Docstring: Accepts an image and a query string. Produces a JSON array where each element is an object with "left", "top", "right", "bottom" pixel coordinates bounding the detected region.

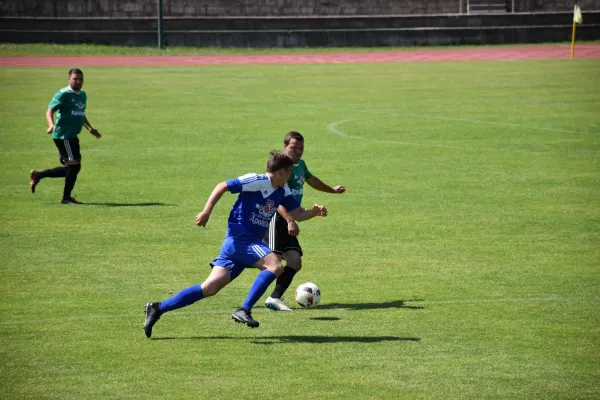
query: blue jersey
[{"left": 226, "top": 173, "right": 300, "bottom": 239}]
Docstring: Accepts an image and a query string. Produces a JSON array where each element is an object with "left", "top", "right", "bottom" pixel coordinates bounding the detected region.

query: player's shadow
[
  {"left": 314, "top": 300, "right": 424, "bottom": 311},
  {"left": 153, "top": 335, "right": 420, "bottom": 344},
  {"left": 84, "top": 202, "right": 174, "bottom": 207},
  {"left": 310, "top": 316, "right": 340, "bottom": 321},
  {"left": 250, "top": 335, "right": 420, "bottom": 345}
]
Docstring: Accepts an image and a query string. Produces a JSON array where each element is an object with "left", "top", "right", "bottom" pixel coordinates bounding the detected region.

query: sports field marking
[
  {"left": 203, "top": 92, "right": 597, "bottom": 137},
  {"left": 0, "top": 147, "right": 205, "bottom": 155},
  {"left": 419, "top": 296, "right": 600, "bottom": 305},
  {"left": 300, "top": 102, "right": 596, "bottom": 137},
  {"left": 328, "top": 120, "right": 460, "bottom": 149},
  {"left": 190, "top": 91, "right": 596, "bottom": 141},
  {"left": 3, "top": 104, "right": 592, "bottom": 156},
  {"left": 1, "top": 295, "right": 597, "bottom": 326},
  {"left": 412, "top": 114, "right": 596, "bottom": 136}
]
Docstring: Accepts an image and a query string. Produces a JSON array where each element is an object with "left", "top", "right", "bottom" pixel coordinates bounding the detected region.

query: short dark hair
[
  {"left": 284, "top": 131, "right": 304, "bottom": 146},
  {"left": 266, "top": 150, "right": 294, "bottom": 173},
  {"left": 68, "top": 68, "right": 84, "bottom": 77}
]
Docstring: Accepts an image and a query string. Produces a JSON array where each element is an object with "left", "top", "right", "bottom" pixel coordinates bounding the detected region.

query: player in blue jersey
[{"left": 143, "top": 151, "right": 327, "bottom": 337}]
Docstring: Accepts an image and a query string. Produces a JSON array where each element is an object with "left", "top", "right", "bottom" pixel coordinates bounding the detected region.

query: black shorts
[
  {"left": 268, "top": 212, "right": 303, "bottom": 256},
  {"left": 54, "top": 137, "right": 81, "bottom": 165}
]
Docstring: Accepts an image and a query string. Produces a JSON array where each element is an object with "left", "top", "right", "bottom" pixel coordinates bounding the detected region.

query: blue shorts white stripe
[{"left": 210, "top": 235, "right": 273, "bottom": 280}]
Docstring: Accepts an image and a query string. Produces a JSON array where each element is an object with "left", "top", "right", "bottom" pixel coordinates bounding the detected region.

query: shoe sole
[
  {"left": 143, "top": 304, "right": 157, "bottom": 338},
  {"left": 232, "top": 314, "right": 259, "bottom": 328},
  {"left": 61, "top": 199, "right": 84, "bottom": 205},
  {"left": 265, "top": 302, "right": 293, "bottom": 311}
]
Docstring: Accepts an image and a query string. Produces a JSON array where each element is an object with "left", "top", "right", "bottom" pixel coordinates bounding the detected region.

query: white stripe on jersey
[
  {"left": 239, "top": 174, "right": 274, "bottom": 194},
  {"left": 238, "top": 173, "right": 259, "bottom": 184}
]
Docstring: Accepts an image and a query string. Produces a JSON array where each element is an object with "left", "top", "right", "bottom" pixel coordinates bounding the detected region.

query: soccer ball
[{"left": 295, "top": 282, "right": 321, "bottom": 307}]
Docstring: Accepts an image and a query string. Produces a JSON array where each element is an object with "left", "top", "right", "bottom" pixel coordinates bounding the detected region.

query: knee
[
  {"left": 200, "top": 283, "right": 219, "bottom": 297},
  {"left": 285, "top": 254, "right": 302, "bottom": 272},
  {"left": 287, "top": 260, "right": 302, "bottom": 272},
  {"left": 201, "top": 279, "right": 227, "bottom": 297},
  {"left": 273, "top": 263, "right": 284, "bottom": 276},
  {"left": 265, "top": 259, "right": 285, "bottom": 276},
  {"left": 68, "top": 163, "right": 81, "bottom": 173}
]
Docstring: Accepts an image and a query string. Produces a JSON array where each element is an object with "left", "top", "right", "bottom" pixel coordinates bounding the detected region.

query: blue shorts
[{"left": 210, "top": 235, "right": 273, "bottom": 280}]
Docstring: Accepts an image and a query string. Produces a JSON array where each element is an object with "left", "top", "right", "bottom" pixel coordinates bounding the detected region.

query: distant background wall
[
  {"left": 2, "top": 0, "right": 600, "bottom": 17},
  {"left": 1, "top": 1, "right": 599, "bottom": 47}
]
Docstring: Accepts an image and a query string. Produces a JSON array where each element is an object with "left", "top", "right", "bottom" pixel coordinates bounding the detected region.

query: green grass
[
  {"left": 1, "top": 55, "right": 599, "bottom": 399},
  {"left": 1, "top": 41, "right": 599, "bottom": 56}
]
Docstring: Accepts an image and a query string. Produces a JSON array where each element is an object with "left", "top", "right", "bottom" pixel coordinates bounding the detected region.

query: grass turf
[{"left": 0, "top": 53, "right": 599, "bottom": 399}]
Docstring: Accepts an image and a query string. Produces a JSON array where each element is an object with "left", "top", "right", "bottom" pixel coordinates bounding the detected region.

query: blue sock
[
  {"left": 159, "top": 284, "right": 204, "bottom": 313},
  {"left": 242, "top": 270, "right": 277, "bottom": 311}
]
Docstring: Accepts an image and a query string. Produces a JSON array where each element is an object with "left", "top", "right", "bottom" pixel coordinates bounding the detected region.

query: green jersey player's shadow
[
  {"left": 313, "top": 300, "right": 424, "bottom": 310},
  {"left": 83, "top": 202, "right": 175, "bottom": 207},
  {"left": 250, "top": 335, "right": 421, "bottom": 345},
  {"left": 153, "top": 335, "right": 421, "bottom": 344}
]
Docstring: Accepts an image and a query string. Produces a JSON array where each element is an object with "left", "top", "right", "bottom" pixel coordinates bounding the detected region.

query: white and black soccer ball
[{"left": 295, "top": 282, "right": 321, "bottom": 307}]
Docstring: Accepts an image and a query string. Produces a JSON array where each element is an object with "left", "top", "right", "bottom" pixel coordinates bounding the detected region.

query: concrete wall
[
  {"left": 2, "top": 12, "right": 599, "bottom": 47},
  {"left": 2, "top": 0, "right": 600, "bottom": 18}
]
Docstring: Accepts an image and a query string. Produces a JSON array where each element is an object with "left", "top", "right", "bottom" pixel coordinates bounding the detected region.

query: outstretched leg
[
  {"left": 29, "top": 167, "right": 67, "bottom": 193},
  {"left": 144, "top": 266, "right": 231, "bottom": 338}
]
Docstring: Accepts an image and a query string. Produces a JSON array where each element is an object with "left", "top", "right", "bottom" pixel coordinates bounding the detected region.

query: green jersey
[
  {"left": 48, "top": 86, "right": 87, "bottom": 139},
  {"left": 287, "top": 159, "right": 313, "bottom": 205}
]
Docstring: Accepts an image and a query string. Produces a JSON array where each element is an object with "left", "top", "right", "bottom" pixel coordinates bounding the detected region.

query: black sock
[
  {"left": 270, "top": 266, "right": 298, "bottom": 299},
  {"left": 38, "top": 166, "right": 67, "bottom": 179},
  {"left": 63, "top": 164, "right": 81, "bottom": 199}
]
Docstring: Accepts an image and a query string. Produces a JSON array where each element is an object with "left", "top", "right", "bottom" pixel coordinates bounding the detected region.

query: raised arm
[
  {"left": 288, "top": 203, "right": 327, "bottom": 222},
  {"left": 84, "top": 115, "right": 101, "bottom": 139},
  {"left": 306, "top": 176, "right": 345, "bottom": 194},
  {"left": 195, "top": 181, "right": 229, "bottom": 227}
]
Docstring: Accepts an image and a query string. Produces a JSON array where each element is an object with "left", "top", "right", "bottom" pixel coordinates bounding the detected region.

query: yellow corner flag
[
  {"left": 571, "top": 5, "right": 583, "bottom": 58},
  {"left": 574, "top": 5, "right": 583, "bottom": 24}
]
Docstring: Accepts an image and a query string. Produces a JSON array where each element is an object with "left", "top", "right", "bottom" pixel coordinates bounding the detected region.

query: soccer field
[{"left": 1, "top": 55, "right": 599, "bottom": 399}]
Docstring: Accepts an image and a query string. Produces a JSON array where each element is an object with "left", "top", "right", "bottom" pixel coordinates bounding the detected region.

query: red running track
[{"left": 1, "top": 44, "right": 599, "bottom": 67}]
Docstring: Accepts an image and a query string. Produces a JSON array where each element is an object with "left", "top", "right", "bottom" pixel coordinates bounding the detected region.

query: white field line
[
  {"left": 4, "top": 92, "right": 594, "bottom": 156},
  {"left": 207, "top": 93, "right": 597, "bottom": 136},
  {"left": 0, "top": 147, "right": 203, "bottom": 155},
  {"left": 328, "top": 120, "right": 460, "bottom": 149},
  {"left": 421, "top": 296, "right": 600, "bottom": 304},
  {"left": 1, "top": 295, "right": 598, "bottom": 326}
]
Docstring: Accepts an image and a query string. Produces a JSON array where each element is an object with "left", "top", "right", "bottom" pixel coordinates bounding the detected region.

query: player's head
[
  {"left": 68, "top": 68, "right": 84, "bottom": 91},
  {"left": 283, "top": 131, "right": 304, "bottom": 164},
  {"left": 266, "top": 150, "right": 294, "bottom": 188}
]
